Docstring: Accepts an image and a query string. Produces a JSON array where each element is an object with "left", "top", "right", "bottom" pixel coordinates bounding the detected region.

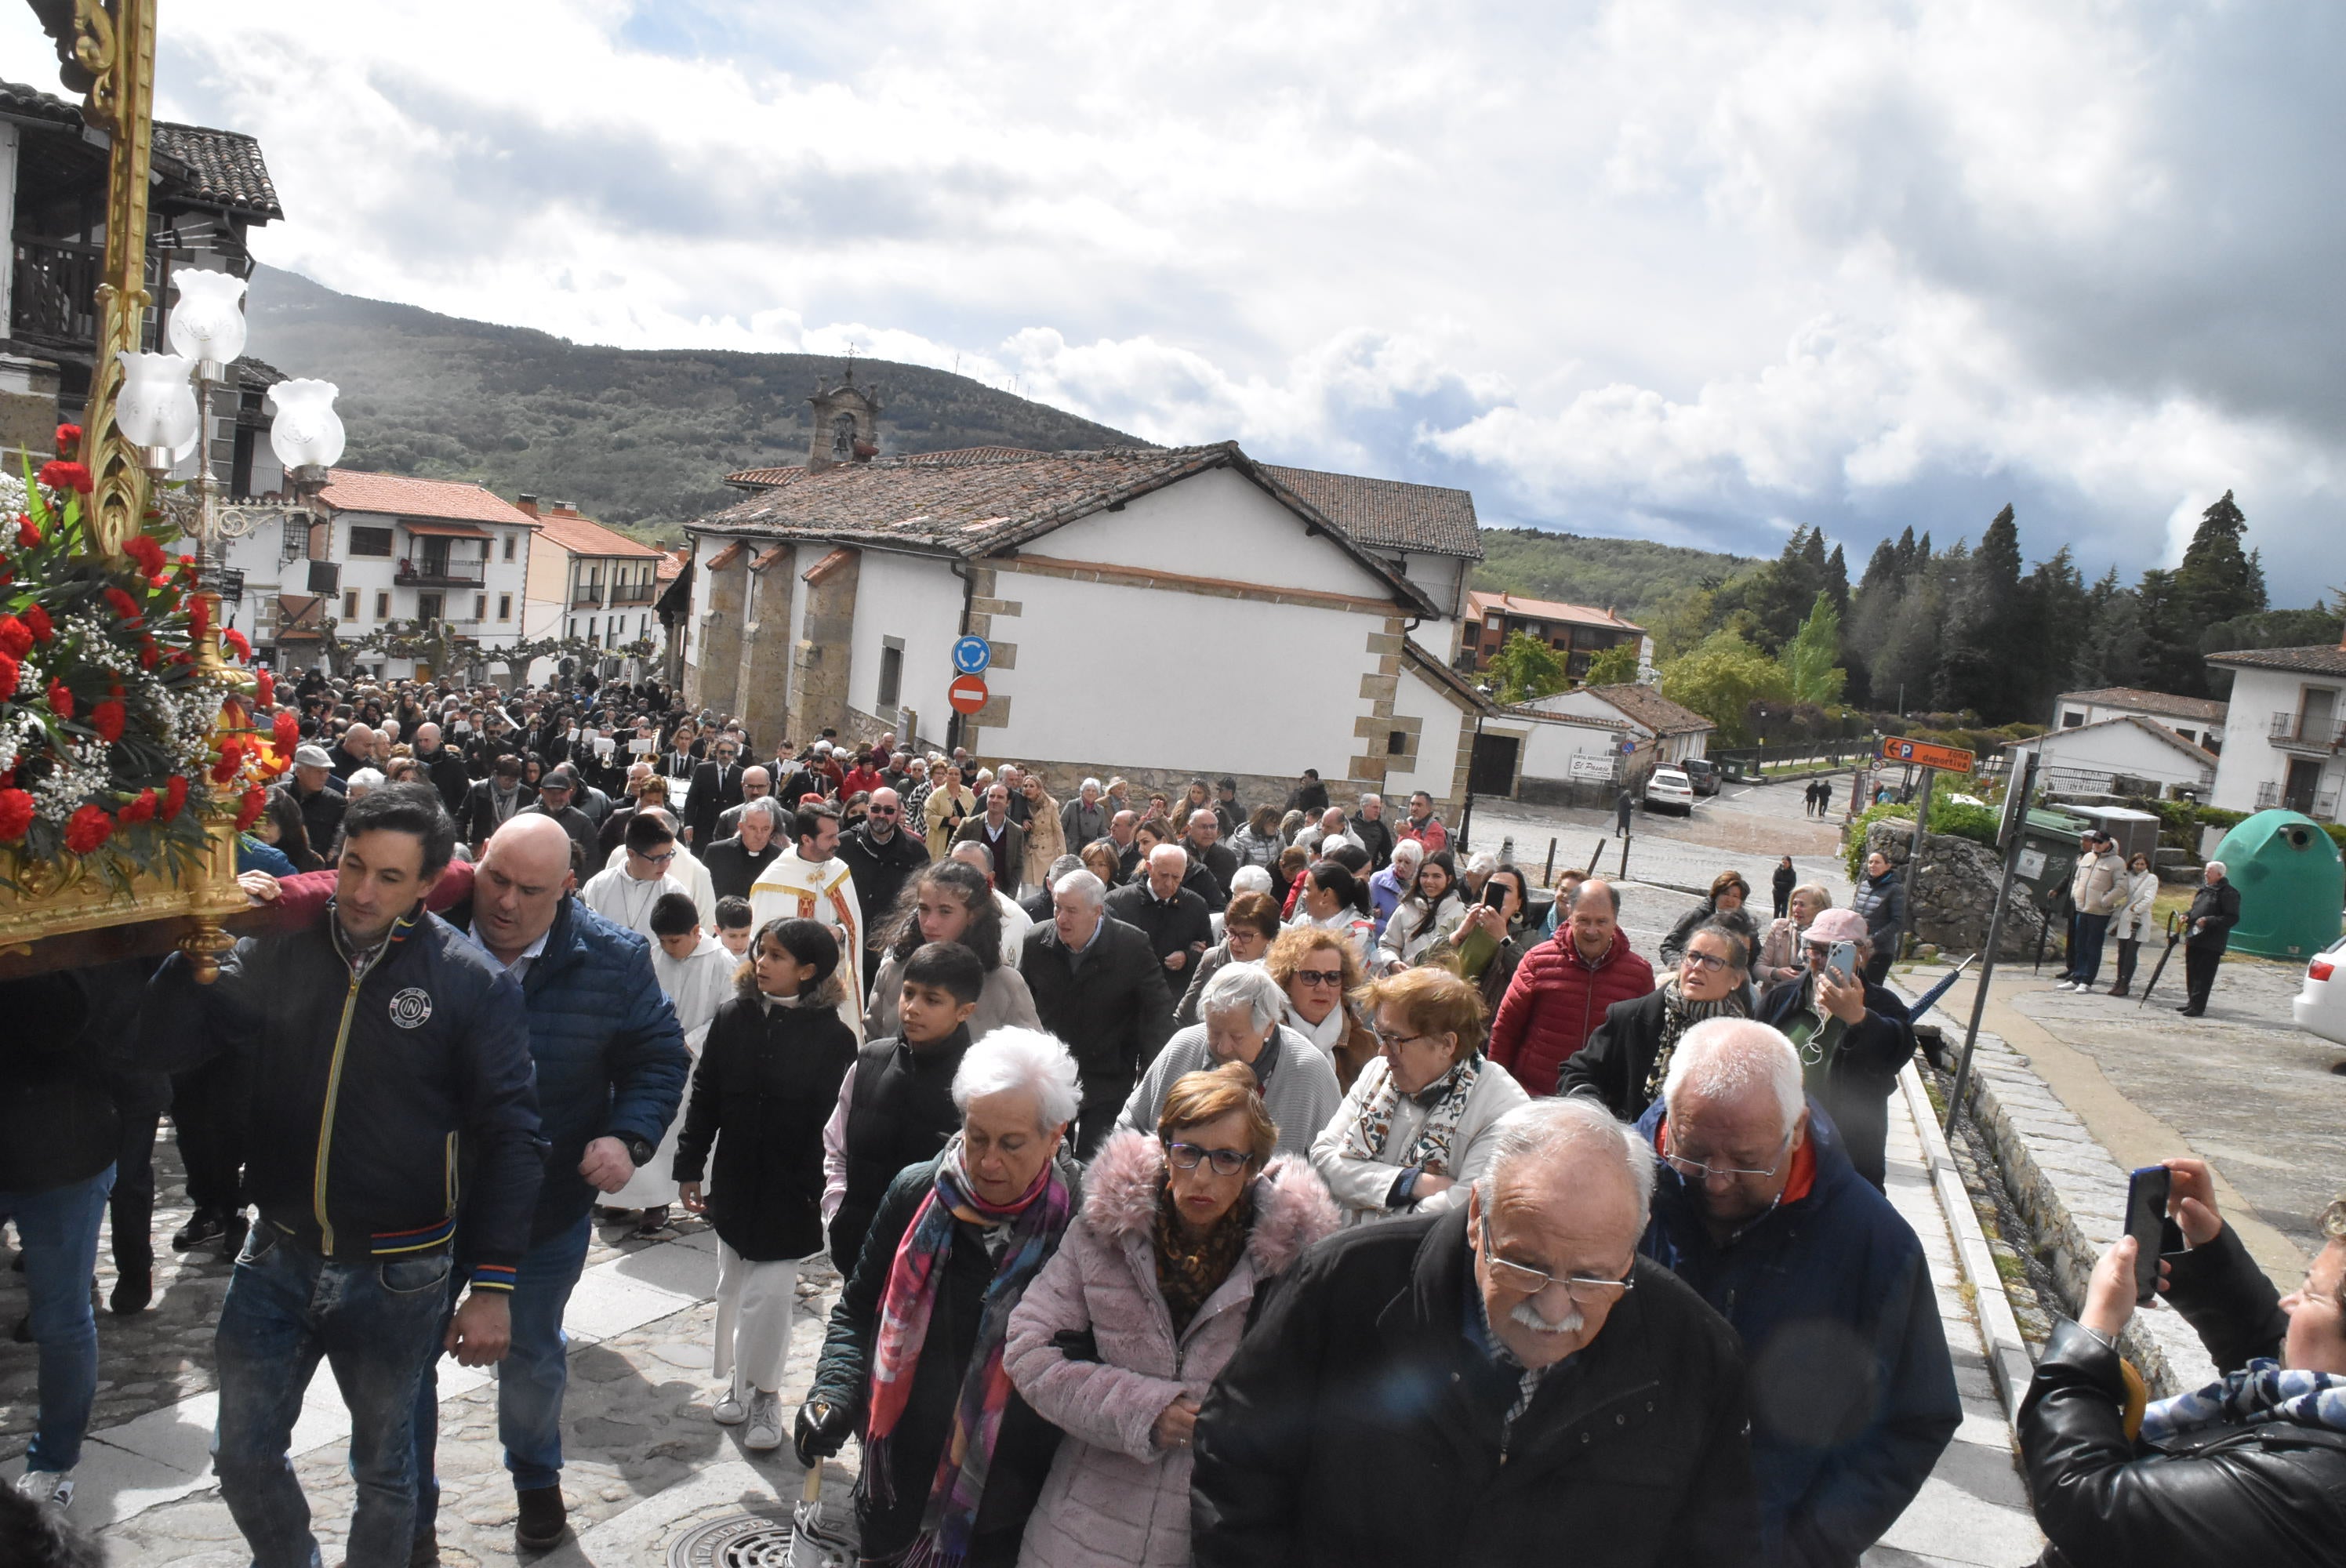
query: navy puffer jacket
[{"left": 451, "top": 893, "right": 690, "bottom": 1241}]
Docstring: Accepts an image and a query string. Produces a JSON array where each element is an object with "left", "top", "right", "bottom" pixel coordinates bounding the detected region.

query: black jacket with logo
[{"left": 145, "top": 906, "right": 546, "bottom": 1284}]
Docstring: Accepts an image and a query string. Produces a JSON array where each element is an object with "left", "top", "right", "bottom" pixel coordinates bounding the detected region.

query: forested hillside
[
  {"left": 241, "top": 265, "right": 1142, "bottom": 540},
  {"left": 1471, "top": 528, "right": 1754, "bottom": 625}
]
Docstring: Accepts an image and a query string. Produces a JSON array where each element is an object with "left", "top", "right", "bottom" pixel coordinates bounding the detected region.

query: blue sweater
[{"left": 1636, "top": 1098, "right": 1959, "bottom": 1568}]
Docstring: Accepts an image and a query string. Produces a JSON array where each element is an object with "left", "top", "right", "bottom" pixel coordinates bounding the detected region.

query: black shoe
[
  {"left": 634, "top": 1205, "right": 672, "bottom": 1237},
  {"left": 408, "top": 1528, "right": 439, "bottom": 1568},
  {"left": 172, "top": 1210, "right": 226, "bottom": 1252},
  {"left": 515, "top": 1484, "right": 568, "bottom": 1551},
  {"left": 110, "top": 1269, "right": 152, "bottom": 1316},
  {"left": 216, "top": 1211, "right": 249, "bottom": 1261},
  {"left": 2177, "top": 1004, "right": 2203, "bottom": 1015}
]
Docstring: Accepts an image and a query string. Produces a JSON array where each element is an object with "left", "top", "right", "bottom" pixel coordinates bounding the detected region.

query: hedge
[{"left": 1842, "top": 795, "right": 2000, "bottom": 878}]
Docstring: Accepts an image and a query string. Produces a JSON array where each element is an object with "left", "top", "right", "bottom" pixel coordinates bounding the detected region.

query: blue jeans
[
  {"left": 412, "top": 1213, "right": 591, "bottom": 1526},
  {"left": 0, "top": 1165, "right": 114, "bottom": 1473},
  {"left": 2071, "top": 913, "right": 2111, "bottom": 985},
  {"left": 212, "top": 1227, "right": 452, "bottom": 1568}
]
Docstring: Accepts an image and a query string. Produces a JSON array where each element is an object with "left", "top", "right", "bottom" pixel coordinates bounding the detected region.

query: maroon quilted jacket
[{"left": 1486, "top": 927, "right": 1656, "bottom": 1097}]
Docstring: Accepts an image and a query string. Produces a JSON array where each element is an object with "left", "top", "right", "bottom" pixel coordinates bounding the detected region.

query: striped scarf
[
  {"left": 862, "top": 1136, "right": 1072, "bottom": 1566},
  {"left": 1640, "top": 978, "right": 1747, "bottom": 1105},
  {"left": 2139, "top": 1356, "right": 2346, "bottom": 1450}
]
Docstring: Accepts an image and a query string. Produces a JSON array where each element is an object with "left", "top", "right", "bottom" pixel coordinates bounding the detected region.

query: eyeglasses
[
  {"left": 1680, "top": 949, "right": 1734, "bottom": 973},
  {"left": 638, "top": 849, "right": 677, "bottom": 866},
  {"left": 1661, "top": 1128, "right": 1794, "bottom": 1183},
  {"left": 1478, "top": 1214, "right": 1635, "bottom": 1305},
  {"left": 1164, "top": 1140, "right": 1251, "bottom": 1177},
  {"left": 1374, "top": 1028, "right": 1439, "bottom": 1052},
  {"left": 868, "top": 805, "right": 899, "bottom": 815},
  {"left": 1293, "top": 967, "right": 1345, "bottom": 987}
]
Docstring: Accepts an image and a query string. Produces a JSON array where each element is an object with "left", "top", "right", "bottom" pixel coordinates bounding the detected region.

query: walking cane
[
  {"left": 790, "top": 1464, "right": 853, "bottom": 1566},
  {"left": 2136, "top": 911, "right": 2184, "bottom": 1009}
]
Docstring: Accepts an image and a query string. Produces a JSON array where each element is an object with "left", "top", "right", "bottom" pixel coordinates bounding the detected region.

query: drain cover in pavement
[{"left": 669, "top": 1509, "right": 852, "bottom": 1568}]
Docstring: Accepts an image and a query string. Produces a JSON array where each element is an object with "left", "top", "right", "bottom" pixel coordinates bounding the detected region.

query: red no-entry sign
[{"left": 948, "top": 673, "right": 989, "bottom": 715}]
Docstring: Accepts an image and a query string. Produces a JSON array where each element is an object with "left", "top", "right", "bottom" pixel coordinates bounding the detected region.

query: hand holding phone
[{"left": 2123, "top": 1165, "right": 2173, "bottom": 1305}]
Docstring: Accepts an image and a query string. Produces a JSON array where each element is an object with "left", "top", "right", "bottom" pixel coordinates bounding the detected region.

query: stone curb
[
  {"left": 1918, "top": 985, "right": 2217, "bottom": 1397},
  {"left": 1895, "top": 1061, "right": 2035, "bottom": 1441}
]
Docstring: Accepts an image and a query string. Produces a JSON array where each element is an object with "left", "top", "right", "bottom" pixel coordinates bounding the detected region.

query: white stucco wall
[
  {"left": 988, "top": 565, "right": 1377, "bottom": 776},
  {"left": 1384, "top": 664, "right": 1469, "bottom": 805},
  {"left": 1051, "top": 466, "right": 1400, "bottom": 602},
  {"left": 2054, "top": 699, "right": 2223, "bottom": 751},
  {"left": 2209, "top": 666, "right": 2346, "bottom": 815},
  {"left": 1518, "top": 713, "right": 1627, "bottom": 782},
  {"left": 844, "top": 547, "right": 965, "bottom": 748},
  {"left": 2011, "top": 722, "right": 2213, "bottom": 795}
]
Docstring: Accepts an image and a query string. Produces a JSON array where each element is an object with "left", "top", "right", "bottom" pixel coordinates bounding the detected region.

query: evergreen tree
[
  {"left": 2072, "top": 569, "right": 2148, "bottom": 692},
  {"left": 1778, "top": 592, "right": 1848, "bottom": 706},
  {"left": 2015, "top": 546, "right": 2089, "bottom": 721},
  {"left": 2138, "top": 492, "right": 2268, "bottom": 696},
  {"left": 1842, "top": 538, "right": 1905, "bottom": 707},
  {"left": 1824, "top": 543, "right": 1850, "bottom": 615},
  {"left": 1934, "top": 506, "right": 2022, "bottom": 717}
]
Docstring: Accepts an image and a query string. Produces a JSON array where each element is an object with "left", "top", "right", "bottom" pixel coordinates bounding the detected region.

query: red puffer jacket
[{"left": 1486, "top": 928, "right": 1655, "bottom": 1097}]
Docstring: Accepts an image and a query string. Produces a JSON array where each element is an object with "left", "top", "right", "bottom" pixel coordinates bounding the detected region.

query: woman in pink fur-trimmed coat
[{"left": 1006, "top": 1066, "right": 1339, "bottom": 1568}]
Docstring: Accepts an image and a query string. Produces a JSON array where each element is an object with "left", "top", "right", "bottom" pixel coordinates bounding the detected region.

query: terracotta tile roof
[
  {"left": 656, "top": 548, "right": 686, "bottom": 582},
  {"left": 0, "top": 82, "right": 282, "bottom": 219},
  {"left": 725, "top": 446, "right": 1054, "bottom": 490},
  {"left": 692, "top": 442, "right": 1436, "bottom": 613},
  {"left": 2203, "top": 644, "right": 2346, "bottom": 677},
  {"left": 527, "top": 507, "right": 663, "bottom": 561},
  {"left": 151, "top": 122, "right": 283, "bottom": 219},
  {"left": 318, "top": 470, "right": 541, "bottom": 528},
  {"left": 1467, "top": 590, "right": 1643, "bottom": 633},
  {"left": 1580, "top": 682, "right": 1713, "bottom": 735},
  {"left": 2055, "top": 686, "right": 2228, "bottom": 724},
  {"left": 724, "top": 466, "right": 810, "bottom": 490},
  {"left": 1262, "top": 465, "right": 1482, "bottom": 560}
]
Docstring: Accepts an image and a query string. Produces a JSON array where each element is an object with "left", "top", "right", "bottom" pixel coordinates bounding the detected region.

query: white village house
[
  {"left": 679, "top": 388, "right": 1625, "bottom": 811},
  {"left": 1524, "top": 684, "right": 1714, "bottom": 784},
  {"left": 2003, "top": 715, "right": 2218, "bottom": 800},
  {"left": 2049, "top": 685, "right": 2228, "bottom": 753},
  {"left": 2204, "top": 639, "right": 2346, "bottom": 822}
]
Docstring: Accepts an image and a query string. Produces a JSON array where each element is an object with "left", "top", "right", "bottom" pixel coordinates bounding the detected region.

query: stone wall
[{"left": 1865, "top": 822, "right": 2052, "bottom": 959}]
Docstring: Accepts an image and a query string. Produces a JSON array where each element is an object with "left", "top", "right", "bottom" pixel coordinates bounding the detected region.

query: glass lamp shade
[
  {"left": 267, "top": 379, "right": 346, "bottom": 471},
  {"left": 164, "top": 270, "right": 249, "bottom": 372},
  {"left": 114, "top": 351, "right": 202, "bottom": 451}
]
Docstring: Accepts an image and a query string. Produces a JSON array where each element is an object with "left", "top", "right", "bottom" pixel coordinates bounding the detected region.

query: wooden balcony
[{"left": 397, "top": 557, "right": 486, "bottom": 587}]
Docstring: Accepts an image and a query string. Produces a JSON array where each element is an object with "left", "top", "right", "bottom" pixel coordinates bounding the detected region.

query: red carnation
[
  {"left": 272, "top": 709, "right": 299, "bottom": 750},
  {"left": 92, "top": 699, "right": 125, "bottom": 744},
  {"left": 189, "top": 596, "right": 212, "bottom": 645},
  {"left": 0, "top": 786, "right": 31, "bottom": 841},
  {"left": 211, "top": 735, "right": 243, "bottom": 784},
  {"left": 162, "top": 775, "right": 189, "bottom": 820},
  {"left": 37, "top": 460, "right": 93, "bottom": 495},
  {"left": 54, "top": 423, "right": 82, "bottom": 455},
  {"left": 0, "top": 615, "right": 25, "bottom": 659},
  {"left": 125, "top": 535, "right": 165, "bottom": 577},
  {"left": 46, "top": 678, "right": 72, "bottom": 718},
  {"left": 254, "top": 668, "right": 274, "bottom": 708},
  {"left": 223, "top": 629, "right": 251, "bottom": 662},
  {"left": 64, "top": 803, "right": 112, "bottom": 855},
  {"left": 24, "top": 604, "right": 52, "bottom": 642},
  {"left": 14, "top": 514, "right": 37, "bottom": 550},
  {"left": 234, "top": 786, "right": 266, "bottom": 832},
  {"left": 139, "top": 640, "right": 158, "bottom": 670},
  {"left": 104, "top": 586, "right": 140, "bottom": 624},
  {"left": 0, "top": 652, "right": 17, "bottom": 700},
  {"left": 117, "top": 787, "right": 158, "bottom": 826}
]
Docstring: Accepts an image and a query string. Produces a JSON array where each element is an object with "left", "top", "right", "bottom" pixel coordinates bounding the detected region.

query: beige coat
[{"left": 1022, "top": 789, "right": 1067, "bottom": 891}]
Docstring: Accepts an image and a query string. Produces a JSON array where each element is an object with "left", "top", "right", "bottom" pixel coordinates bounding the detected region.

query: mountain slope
[
  {"left": 1470, "top": 527, "right": 1755, "bottom": 625},
  {"left": 241, "top": 264, "right": 1143, "bottom": 538}
]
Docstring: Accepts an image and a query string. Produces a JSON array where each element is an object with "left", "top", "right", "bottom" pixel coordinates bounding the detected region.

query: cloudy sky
[{"left": 8, "top": 1, "right": 2338, "bottom": 594}]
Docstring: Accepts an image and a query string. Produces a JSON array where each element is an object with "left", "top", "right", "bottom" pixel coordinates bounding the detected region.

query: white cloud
[{"left": 2, "top": 0, "right": 2337, "bottom": 596}]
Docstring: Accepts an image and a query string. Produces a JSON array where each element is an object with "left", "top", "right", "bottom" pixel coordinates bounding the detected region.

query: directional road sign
[
  {"left": 1880, "top": 737, "right": 1976, "bottom": 773},
  {"left": 947, "top": 673, "right": 990, "bottom": 715},
  {"left": 951, "top": 636, "right": 992, "bottom": 675}
]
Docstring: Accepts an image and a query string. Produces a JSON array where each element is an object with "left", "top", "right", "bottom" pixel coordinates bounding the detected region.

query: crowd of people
[{"left": 1, "top": 666, "right": 2337, "bottom": 1568}]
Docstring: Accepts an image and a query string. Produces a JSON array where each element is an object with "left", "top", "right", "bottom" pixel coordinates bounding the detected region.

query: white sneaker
[
  {"left": 713, "top": 1389, "right": 747, "bottom": 1425},
  {"left": 15, "top": 1468, "right": 74, "bottom": 1510},
  {"left": 745, "top": 1391, "right": 783, "bottom": 1452},
  {"left": 2055, "top": 981, "right": 2079, "bottom": 992}
]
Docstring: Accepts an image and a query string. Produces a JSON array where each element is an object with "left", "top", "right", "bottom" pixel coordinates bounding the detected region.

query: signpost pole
[
  {"left": 1946, "top": 751, "right": 2036, "bottom": 1136},
  {"left": 1901, "top": 766, "right": 1936, "bottom": 963}
]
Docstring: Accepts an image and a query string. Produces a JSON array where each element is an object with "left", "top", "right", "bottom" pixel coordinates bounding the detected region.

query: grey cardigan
[{"left": 1117, "top": 1022, "right": 1342, "bottom": 1159}]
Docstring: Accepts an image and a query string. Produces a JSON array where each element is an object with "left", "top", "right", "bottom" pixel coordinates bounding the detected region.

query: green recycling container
[{"left": 2209, "top": 811, "right": 2344, "bottom": 960}]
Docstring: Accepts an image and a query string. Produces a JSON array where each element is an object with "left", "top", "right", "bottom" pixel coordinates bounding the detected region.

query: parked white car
[
  {"left": 1643, "top": 767, "right": 1696, "bottom": 815},
  {"left": 2292, "top": 934, "right": 2346, "bottom": 1047}
]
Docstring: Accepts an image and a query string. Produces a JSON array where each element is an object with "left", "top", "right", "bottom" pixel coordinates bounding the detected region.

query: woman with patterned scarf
[
  {"left": 1310, "top": 966, "right": 1530, "bottom": 1227},
  {"left": 797, "top": 1028, "right": 1084, "bottom": 1567},
  {"left": 1556, "top": 920, "right": 1751, "bottom": 1120},
  {"left": 2020, "top": 1158, "right": 2346, "bottom": 1568}
]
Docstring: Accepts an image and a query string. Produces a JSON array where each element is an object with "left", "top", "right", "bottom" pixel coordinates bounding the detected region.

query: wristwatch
[{"left": 617, "top": 1134, "right": 656, "bottom": 1167}]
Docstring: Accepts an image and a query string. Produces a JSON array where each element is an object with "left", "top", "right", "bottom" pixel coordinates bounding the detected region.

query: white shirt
[
  {"left": 463, "top": 919, "right": 550, "bottom": 982},
  {"left": 995, "top": 887, "right": 1031, "bottom": 967},
  {"left": 604, "top": 839, "right": 715, "bottom": 927},
  {"left": 581, "top": 866, "right": 689, "bottom": 938}
]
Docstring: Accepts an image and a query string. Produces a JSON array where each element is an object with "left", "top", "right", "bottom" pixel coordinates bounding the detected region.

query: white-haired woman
[
  {"left": 797, "top": 1027, "right": 1082, "bottom": 1568},
  {"left": 1124, "top": 960, "right": 1343, "bottom": 1157}
]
